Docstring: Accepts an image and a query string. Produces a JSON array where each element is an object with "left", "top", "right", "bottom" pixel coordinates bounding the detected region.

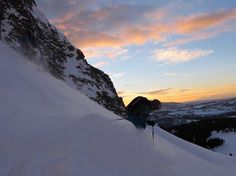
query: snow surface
[
  {"left": 1, "top": 41, "right": 236, "bottom": 175},
  {"left": 210, "top": 131, "right": 236, "bottom": 156},
  {"left": 152, "top": 99, "right": 236, "bottom": 122}
]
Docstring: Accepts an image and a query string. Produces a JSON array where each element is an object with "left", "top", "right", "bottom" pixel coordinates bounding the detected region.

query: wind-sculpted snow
[
  {"left": 1, "top": 42, "right": 236, "bottom": 176},
  {"left": 0, "top": 0, "right": 126, "bottom": 116}
]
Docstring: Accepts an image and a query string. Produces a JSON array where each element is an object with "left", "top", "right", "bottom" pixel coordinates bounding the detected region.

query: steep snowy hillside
[
  {"left": 1, "top": 42, "right": 236, "bottom": 175},
  {"left": 0, "top": 0, "right": 126, "bottom": 116}
]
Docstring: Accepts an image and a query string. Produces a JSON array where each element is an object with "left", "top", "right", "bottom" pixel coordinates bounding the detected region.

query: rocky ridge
[{"left": 0, "top": 0, "right": 126, "bottom": 116}]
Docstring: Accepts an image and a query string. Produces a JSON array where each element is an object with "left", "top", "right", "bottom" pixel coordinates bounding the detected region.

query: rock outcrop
[{"left": 0, "top": 0, "right": 126, "bottom": 116}]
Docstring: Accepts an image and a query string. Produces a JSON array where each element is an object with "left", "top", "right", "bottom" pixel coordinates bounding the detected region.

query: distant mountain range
[{"left": 150, "top": 97, "right": 236, "bottom": 128}]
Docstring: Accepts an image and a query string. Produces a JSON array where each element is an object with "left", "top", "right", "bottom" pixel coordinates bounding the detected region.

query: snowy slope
[
  {"left": 1, "top": 42, "right": 236, "bottom": 176},
  {"left": 209, "top": 131, "right": 236, "bottom": 156}
]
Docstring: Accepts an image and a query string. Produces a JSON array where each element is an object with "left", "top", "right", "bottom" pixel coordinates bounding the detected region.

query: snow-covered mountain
[
  {"left": 151, "top": 98, "right": 236, "bottom": 127},
  {"left": 1, "top": 40, "right": 236, "bottom": 176},
  {"left": 0, "top": 0, "right": 126, "bottom": 116}
]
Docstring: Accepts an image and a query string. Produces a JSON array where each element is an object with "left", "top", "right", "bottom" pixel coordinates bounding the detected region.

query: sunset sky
[{"left": 36, "top": 0, "right": 236, "bottom": 105}]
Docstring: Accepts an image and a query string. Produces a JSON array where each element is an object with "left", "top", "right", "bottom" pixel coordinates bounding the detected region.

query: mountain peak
[{"left": 0, "top": 0, "right": 126, "bottom": 116}]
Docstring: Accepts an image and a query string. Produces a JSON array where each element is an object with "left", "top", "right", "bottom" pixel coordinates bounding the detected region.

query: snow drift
[{"left": 1, "top": 41, "right": 236, "bottom": 176}]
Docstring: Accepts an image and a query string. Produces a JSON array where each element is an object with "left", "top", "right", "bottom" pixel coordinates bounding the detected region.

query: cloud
[
  {"left": 49, "top": 2, "right": 160, "bottom": 48},
  {"left": 163, "top": 8, "right": 236, "bottom": 47},
  {"left": 36, "top": 0, "right": 97, "bottom": 17},
  {"left": 165, "top": 23, "right": 236, "bottom": 47},
  {"left": 163, "top": 72, "right": 191, "bottom": 77},
  {"left": 117, "top": 90, "right": 126, "bottom": 95},
  {"left": 179, "top": 89, "right": 191, "bottom": 92},
  {"left": 38, "top": 1, "right": 236, "bottom": 61},
  {"left": 49, "top": 1, "right": 236, "bottom": 48},
  {"left": 175, "top": 8, "right": 236, "bottom": 34},
  {"left": 110, "top": 72, "right": 126, "bottom": 80},
  {"left": 163, "top": 72, "right": 177, "bottom": 77},
  {"left": 120, "top": 85, "right": 236, "bottom": 105},
  {"left": 82, "top": 47, "right": 128, "bottom": 59},
  {"left": 93, "top": 61, "right": 108, "bottom": 68},
  {"left": 138, "top": 88, "right": 173, "bottom": 96},
  {"left": 152, "top": 47, "right": 213, "bottom": 64}
]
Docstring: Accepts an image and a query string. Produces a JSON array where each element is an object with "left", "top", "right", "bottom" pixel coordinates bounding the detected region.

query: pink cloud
[
  {"left": 93, "top": 61, "right": 108, "bottom": 68},
  {"left": 175, "top": 8, "right": 236, "bottom": 33},
  {"left": 82, "top": 47, "right": 128, "bottom": 59},
  {"left": 46, "top": 1, "right": 236, "bottom": 59}
]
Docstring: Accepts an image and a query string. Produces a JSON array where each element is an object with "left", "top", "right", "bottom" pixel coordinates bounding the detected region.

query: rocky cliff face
[{"left": 0, "top": 0, "right": 126, "bottom": 116}]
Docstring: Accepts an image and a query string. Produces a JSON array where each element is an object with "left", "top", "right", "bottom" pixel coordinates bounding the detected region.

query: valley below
[{"left": 149, "top": 98, "right": 236, "bottom": 155}]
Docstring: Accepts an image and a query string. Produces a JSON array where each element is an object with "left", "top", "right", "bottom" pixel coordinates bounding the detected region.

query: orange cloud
[
  {"left": 82, "top": 47, "right": 128, "bottom": 59},
  {"left": 70, "top": 31, "right": 121, "bottom": 48},
  {"left": 50, "top": 3, "right": 236, "bottom": 59},
  {"left": 50, "top": 3, "right": 168, "bottom": 49},
  {"left": 175, "top": 8, "right": 236, "bottom": 33},
  {"left": 119, "top": 84, "right": 236, "bottom": 105},
  {"left": 152, "top": 47, "right": 213, "bottom": 64},
  {"left": 138, "top": 88, "right": 174, "bottom": 95},
  {"left": 164, "top": 25, "right": 235, "bottom": 47},
  {"left": 69, "top": 26, "right": 165, "bottom": 49}
]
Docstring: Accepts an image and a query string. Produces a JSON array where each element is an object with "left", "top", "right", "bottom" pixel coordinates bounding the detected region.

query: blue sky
[{"left": 36, "top": 0, "right": 236, "bottom": 104}]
